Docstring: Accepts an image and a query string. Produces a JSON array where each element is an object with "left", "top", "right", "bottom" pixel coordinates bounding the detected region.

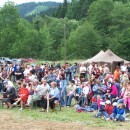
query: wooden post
[
  {"left": 47, "top": 92, "right": 49, "bottom": 113},
  {"left": 64, "top": 24, "right": 67, "bottom": 64}
]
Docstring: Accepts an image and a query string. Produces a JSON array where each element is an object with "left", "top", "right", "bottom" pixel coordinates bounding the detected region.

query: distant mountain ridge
[{"left": 17, "top": 2, "right": 60, "bottom": 18}]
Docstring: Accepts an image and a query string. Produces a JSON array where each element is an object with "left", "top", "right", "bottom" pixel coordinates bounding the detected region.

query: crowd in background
[{"left": 0, "top": 62, "right": 130, "bottom": 122}]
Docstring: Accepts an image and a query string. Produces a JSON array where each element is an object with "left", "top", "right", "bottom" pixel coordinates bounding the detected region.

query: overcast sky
[{"left": 0, "top": 0, "right": 63, "bottom": 7}]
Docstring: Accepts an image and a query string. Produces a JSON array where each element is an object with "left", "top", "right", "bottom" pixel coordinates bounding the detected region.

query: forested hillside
[
  {"left": 0, "top": 0, "right": 130, "bottom": 61},
  {"left": 17, "top": 2, "right": 60, "bottom": 21}
]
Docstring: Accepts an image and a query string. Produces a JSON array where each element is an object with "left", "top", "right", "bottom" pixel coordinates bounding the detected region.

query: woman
[
  {"left": 2, "top": 81, "right": 16, "bottom": 109},
  {"left": 13, "top": 83, "right": 29, "bottom": 110},
  {"left": 40, "top": 82, "right": 60, "bottom": 112},
  {"left": 66, "top": 80, "right": 76, "bottom": 107},
  {"left": 0, "top": 67, "right": 9, "bottom": 91},
  {"left": 79, "top": 64, "right": 86, "bottom": 78}
]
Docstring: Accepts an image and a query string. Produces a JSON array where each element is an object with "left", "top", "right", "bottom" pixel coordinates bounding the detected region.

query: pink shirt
[{"left": 110, "top": 85, "right": 118, "bottom": 96}]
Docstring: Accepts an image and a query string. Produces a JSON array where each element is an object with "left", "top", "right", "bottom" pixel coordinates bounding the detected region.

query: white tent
[{"left": 81, "top": 50, "right": 105, "bottom": 64}]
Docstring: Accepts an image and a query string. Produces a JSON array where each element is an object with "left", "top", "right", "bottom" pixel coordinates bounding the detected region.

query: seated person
[
  {"left": 25, "top": 78, "right": 50, "bottom": 107},
  {"left": 66, "top": 80, "right": 76, "bottom": 107},
  {"left": 40, "top": 82, "right": 60, "bottom": 112},
  {"left": 2, "top": 81, "right": 16, "bottom": 109},
  {"left": 13, "top": 83, "right": 29, "bottom": 110}
]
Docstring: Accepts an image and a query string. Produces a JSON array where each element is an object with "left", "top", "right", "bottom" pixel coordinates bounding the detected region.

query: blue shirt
[
  {"left": 117, "top": 108, "right": 124, "bottom": 115},
  {"left": 49, "top": 87, "right": 60, "bottom": 98}
]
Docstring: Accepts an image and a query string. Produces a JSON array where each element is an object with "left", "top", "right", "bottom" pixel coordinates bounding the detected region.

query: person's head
[
  {"left": 97, "top": 95, "right": 101, "bottom": 100},
  {"left": 6, "top": 81, "right": 13, "bottom": 88},
  {"left": 112, "top": 102, "right": 118, "bottom": 107},
  {"left": 96, "top": 79, "right": 100, "bottom": 85},
  {"left": 33, "top": 79, "right": 39, "bottom": 86},
  {"left": 83, "top": 82, "right": 88, "bottom": 87},
  {"left": 118, "top": 103, "right": 124, "bottom": 109},
  {"left": 49, "top": 68, "right": 53, "bottom": 74},
  {"left": 105, "top": 100, "right": 111, "bottom": 105},
  {"left": 41, "top": 78, "right": 47, "bottom": 86},
  {"left": 22, "top": 83, "right": 26, "bottom": 88},
  {"left": 70, "top": 80, "right": 75, "bottom": 85},
  {"left": 51, "top": 82, "right": 57, "bottom": 89},
  {"left": 116, "top": 66, "right": 120, "bottom": 71}
]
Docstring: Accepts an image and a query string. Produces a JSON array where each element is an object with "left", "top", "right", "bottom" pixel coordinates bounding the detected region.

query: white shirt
[
  {"left": 80, "top": 66, "right": 86, "bottom": 73},
  {"left": 121, "top": 65, "right": 127, "bottom": 72},
  {"left": 23, "top": 68, "right": 31, "bottom": 77},
  {"left": 83, "top": 86, "right": 89, "bottom": 95},
  {"left": 28, "top": 75, "right": 36, "bottom": 82}
]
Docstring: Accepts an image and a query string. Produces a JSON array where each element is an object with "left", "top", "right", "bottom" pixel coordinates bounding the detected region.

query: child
[
  {"left": 90, "top": 95, "right": 98, "bottom": 110},
  {"left": 82, "top": 82, "right": 90, "bottom": 106},
  {"left": 124, "top": 82, "right": 130, "bottom": 111},
  {"left": 97, "top": 95, "right": 103, "bottom": 110},
  {"left": 104, "top": 100, "right": 113, "bottom": 116},
  {"left": 95, "top": 102, "right": 109, "bottom": 121},
  {"left": 110, "top": 102, "right": 118, "bottom": 120},
  {"left": 114, "top": 103, "right": 125, "bottom": 122}
]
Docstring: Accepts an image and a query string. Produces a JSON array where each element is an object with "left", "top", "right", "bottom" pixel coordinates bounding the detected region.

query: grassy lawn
[{"left": 0, "top": 106, "right": 129, "bottom": 130}]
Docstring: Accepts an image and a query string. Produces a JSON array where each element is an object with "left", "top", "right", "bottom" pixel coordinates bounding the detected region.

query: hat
[
  {"left": 100, "top": 102, "right": 105, "bottom": 106},
  {"left": 105, "top": 100, "right": 111, "bottom": 104},
  {"left": 112, "top": 102, "right": 118, "bottom": 106}
]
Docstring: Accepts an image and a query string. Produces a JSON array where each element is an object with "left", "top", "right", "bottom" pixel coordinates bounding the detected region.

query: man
[
  {"left": 114, "top": 66, "right": 120, "bottom": 82},
  {"left": 46, "top": 68, "right": 56, "bottom": 83},
  {"left": 103, "top": 64, "right": 110, "bottom": 76},
  {"left": 25, "top": 78, "right": 50, "bottom": 107},
  {"left": 14, "top": 66, "right": 23, "bottom": 81}
]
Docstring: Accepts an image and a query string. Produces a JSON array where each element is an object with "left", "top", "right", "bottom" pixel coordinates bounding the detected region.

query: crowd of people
[{"left": 0, "top": 62, "right": 130, "bottom": 122}]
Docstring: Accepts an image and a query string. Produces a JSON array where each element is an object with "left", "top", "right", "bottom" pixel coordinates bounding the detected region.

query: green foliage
[
  {"left": 67, "top": 22, "right": 101, "bottom": 59},
  {"left": 0, "top": 0, "right": 130, "bottom": 60}
]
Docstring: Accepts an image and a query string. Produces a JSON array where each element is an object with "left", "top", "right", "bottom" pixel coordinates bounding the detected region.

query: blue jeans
[
  {"left": 96, "top": 111, "right": 109, "bottom": 119},
  {"left": 66, "top": 94, "right": 74, "bottom": 106},
  {"left": 66, "top": 74, "right": 70, "bottom": 84},
  {"left": 60, "top": 91, "right": 67, "bottom": 106},
  {"left": 115, "top": 114, "right": 125, "bottom": 121},
  {"left": 110, "top": 113, "right": 116, "bottom": 119}
]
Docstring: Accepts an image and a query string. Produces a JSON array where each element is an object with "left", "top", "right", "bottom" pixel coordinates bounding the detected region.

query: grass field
[{"left": 0, "top": 106, "right": 129, "bottom": 130}]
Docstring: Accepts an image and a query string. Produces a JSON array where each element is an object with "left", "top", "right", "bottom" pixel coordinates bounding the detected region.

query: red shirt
[
  {"left": 105, "top": 104, "right": 113, "bottom": 115},
  {"left": 18, "top": 87, "right": 29, "bottom": 103}
]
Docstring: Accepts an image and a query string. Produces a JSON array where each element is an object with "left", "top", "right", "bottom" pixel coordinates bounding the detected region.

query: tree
[
  {"left": 67, "top": 22, "right": 101, "bottom": 59},
  {"left": 0, "top": 1, "right": 20, "bottom": 57}
]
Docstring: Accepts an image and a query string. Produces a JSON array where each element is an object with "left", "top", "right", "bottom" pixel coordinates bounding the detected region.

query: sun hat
[
  {"left": 105, "top": 100, "right": 111, "bottom": 104},
  {"left": 112, "top": 102, "right": 118, "bottom": 106}
]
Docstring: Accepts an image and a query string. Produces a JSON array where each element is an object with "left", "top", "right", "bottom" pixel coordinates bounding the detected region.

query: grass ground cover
[{"left": 0, "top": 106, "right": 129, "bottom": 130}]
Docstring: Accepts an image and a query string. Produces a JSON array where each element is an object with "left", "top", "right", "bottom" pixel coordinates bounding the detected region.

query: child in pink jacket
[{"left": 124, "top": 82, "right": 130, "bottom": 110}]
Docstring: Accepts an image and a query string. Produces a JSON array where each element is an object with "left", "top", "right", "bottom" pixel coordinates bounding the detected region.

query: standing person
[
  {"left": 82, "top": 82, "right": 90, "bottom": 106},
  {"left": 64, "top": 64, "right": 71, "bottom": 84},
  {"left": 15, "top": 66, "right": 23, "bottom": 81},
  {"left": 79, "top": 64, "right": 86, "bottom": 78},
  {"left": 124, "top": 82, "right": 130, "bottom": 111},
  {"left": 114, "top": 66, "right": 120, "bottom": 82},
  {"left": 66, "top": 80, "right": 76, "bottom": 107},
  {"left": 13, "top": 84, "right": 29, "bottom": 110},
  {"left": 59, "top": 73, "right": 67, "bottom": 107},
  {"left": 0, "top": 67, "right": 9, "bottom": 91},
  {"left": 103, "top": 64, "right": 110, "bottom": 76}
]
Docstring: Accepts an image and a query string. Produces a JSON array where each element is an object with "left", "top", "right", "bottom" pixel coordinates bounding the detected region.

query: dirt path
[{"left": 0, "top": 111, "right": 129, "bottom": 130}]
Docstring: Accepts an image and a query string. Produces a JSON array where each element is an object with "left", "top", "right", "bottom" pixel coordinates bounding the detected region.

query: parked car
[
  {"left": 0, "top": 57, "right": 13, "bottom": 64},
  {"left": 12, "top": 58, "right": 23, "bottom": 65}
]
